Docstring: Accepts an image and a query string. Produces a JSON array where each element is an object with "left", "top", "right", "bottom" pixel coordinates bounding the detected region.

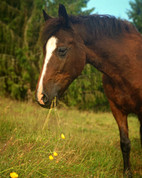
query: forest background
[{"left": 0, "top": 0, "right": 142, "bottom": 111}]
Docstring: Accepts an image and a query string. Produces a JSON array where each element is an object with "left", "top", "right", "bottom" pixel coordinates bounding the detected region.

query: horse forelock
[{"left": 41, "top": 18, "right": 61, "bottom": 45}]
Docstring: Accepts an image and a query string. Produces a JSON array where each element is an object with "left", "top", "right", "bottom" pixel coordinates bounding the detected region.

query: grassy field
[{"left": 0, "top": 97, "right": 141, "bottom": 178}]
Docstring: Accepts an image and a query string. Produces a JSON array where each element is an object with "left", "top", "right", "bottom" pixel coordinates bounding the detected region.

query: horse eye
[{"left": 57, "top": 47, "right": 68, "bottom": 58}]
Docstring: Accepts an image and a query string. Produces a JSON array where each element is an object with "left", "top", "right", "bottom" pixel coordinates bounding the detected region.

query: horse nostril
[{"left": 41, "top": 93, "right": 49, "bottom": 104}]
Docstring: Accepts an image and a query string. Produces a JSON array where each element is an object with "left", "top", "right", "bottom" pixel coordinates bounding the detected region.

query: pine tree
[
  {"left": 0, "top": 0, "right": 44, "bottom": 99},
  {"left": 128, "top": 0, "right": 142, "bottom": 33}
]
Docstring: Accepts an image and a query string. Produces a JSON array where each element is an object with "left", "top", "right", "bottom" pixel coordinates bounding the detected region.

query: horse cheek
[{"left": 75, "top": 51, "right": 86, "bottom": 75}]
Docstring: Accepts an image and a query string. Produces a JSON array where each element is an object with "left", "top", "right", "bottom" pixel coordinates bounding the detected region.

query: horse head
[{"left": 36, "top": 4, "right": 86, "bottom": 108}]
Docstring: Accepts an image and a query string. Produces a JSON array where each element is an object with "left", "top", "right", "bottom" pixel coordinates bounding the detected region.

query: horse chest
[{"left": 103, "top": 75, "right": 142, "bottom": 114}]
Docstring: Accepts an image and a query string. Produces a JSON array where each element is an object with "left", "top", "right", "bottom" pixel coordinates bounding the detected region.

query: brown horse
[{"left": 36, "top": 4, "right": 142, "bottom": 177}]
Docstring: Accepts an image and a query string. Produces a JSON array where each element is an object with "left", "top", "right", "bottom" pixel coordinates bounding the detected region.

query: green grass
[{"left": 0, "top": 97, "right": 141, "bottom": 178}]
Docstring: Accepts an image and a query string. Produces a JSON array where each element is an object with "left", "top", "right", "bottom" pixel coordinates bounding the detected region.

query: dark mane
[
  {"left": 41, "top": 14, "right": 138, "bottom": 45},
  {"left": 71, "top": 15, "right": 137, "bottom": 40}
]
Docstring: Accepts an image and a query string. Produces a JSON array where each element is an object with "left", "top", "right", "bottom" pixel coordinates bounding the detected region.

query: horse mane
[{"left": 41, "top": 14, "right": 138, "bottom": 45}]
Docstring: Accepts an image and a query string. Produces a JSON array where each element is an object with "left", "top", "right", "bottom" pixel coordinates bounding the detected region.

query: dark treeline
[{"left": 0, "top": 0, "right": 141, "bottom": 111}]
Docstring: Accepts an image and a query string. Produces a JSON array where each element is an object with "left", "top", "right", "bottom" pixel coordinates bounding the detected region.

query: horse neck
[
  {"left": 73, "top": 23, "right": 120, "bottom": 76},
  {"left": 84, "top": 36, "right": 126, "bottom": 78}
]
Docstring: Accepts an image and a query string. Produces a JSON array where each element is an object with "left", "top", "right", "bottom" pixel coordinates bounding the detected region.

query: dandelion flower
[
  {"left": 10, "top": 172, "right": 18, "bottom": 178},
  {"left": 49, "top": 155, "right": 54, "bottom": 160},
  {"left": 53, "top": 151, "right": 58, "bottom": 156},
  {"left": 61, "top": 133, "right": 65, "bottom": 139}
]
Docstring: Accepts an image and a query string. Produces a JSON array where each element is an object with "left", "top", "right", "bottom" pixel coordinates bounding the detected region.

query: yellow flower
[
  {"left": 49, "top": 155, "right": 54, "bottom": 160},
  {"left": 10, "top": 172, "right": 18, "bottom": 178},
  {"left": 53, "top": 151, "right": 58, "bottom": 156},
  {"left": 61, "top": 133, "right": 65, "bottom": 139}
]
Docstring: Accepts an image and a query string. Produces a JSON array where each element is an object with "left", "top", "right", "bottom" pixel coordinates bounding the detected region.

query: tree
[
  {"left": 0, "top": 0, "right": 44, "bottom": 99},
  {"left": 128, "top": 0, "right": 142, "bottom": 33}
]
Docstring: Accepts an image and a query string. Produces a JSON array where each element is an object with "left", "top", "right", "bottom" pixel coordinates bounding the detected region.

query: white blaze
[{"left": 37, "top": 36, "right": 58, "bottom": 104}]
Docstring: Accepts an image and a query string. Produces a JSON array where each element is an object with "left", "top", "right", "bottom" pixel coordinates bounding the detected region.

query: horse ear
[
  {"left": 42, "top": 10, "right": 51, "bottom": 21},
  {"left": 58, "top": 4, "right": 69, "bottom": 26}
]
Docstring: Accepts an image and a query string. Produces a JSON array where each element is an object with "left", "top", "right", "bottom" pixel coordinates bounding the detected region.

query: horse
[{"left": 36, "top": 4, "right": 142, "bottom": 177}]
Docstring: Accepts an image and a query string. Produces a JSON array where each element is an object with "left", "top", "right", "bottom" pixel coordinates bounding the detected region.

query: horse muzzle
[
  {"left": 35, "top": 91, "right": 51, "bottom": 108},
  {"left": 36, "top": 90, "right": 58, "bottom": 109}
]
